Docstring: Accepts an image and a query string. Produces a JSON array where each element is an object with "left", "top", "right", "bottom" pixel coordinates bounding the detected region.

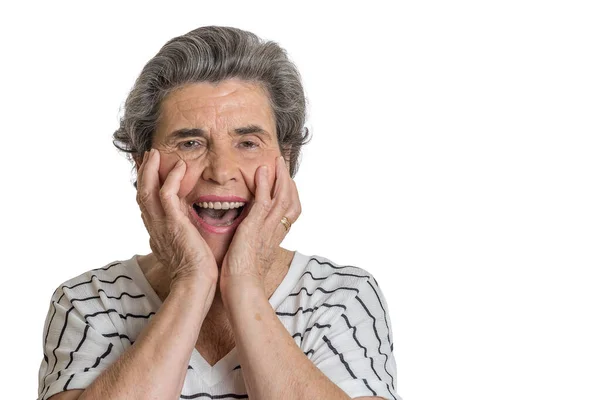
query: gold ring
[{"left": 280, "top": 216, "right": 292, "bottom": 232}]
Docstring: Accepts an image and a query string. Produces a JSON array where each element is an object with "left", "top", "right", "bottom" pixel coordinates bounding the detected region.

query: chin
[{"left": 202, "top": 232, "right": 234, "bottom": 268}]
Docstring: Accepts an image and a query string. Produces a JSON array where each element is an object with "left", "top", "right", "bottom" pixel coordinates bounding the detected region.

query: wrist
[
  {"left": 220, "top": 276, "right": 265, "bottom": 308},
  {"left": 171, "top": 271, "right": 217, "bottom": 295}
]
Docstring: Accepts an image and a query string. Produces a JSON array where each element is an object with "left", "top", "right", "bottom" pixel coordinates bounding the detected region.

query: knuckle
[
  {"left": 137, "top": 190, "right": 152, "bottom": 205},
  {"left": 159, "top": 188, "right": 172, "bottom": 203},
  {"left": 279, "top": 198, "right": 291, "bottom": 210},
  {"left": 259, "top": 199, "right": 272, "bottom": 213}
]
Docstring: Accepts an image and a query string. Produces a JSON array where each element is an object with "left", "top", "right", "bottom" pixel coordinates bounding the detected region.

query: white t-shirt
[{"left": 38, "top": 251, "right": 400, "bottom": 400}]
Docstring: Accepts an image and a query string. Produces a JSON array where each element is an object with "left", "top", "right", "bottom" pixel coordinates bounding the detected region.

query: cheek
[
  {"left": 241, "top": 156, "right": 279, "bottom": 193},
  {"left": 157, "top": 161, "right": 199, "bottom": 197}
]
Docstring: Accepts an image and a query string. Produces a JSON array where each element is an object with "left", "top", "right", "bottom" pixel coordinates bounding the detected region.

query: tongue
[{"left": 197, "top": 208, "right": 240, "bottom": 226}]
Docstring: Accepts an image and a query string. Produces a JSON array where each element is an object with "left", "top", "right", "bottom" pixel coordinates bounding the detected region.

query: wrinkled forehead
[{"left": 156, "top": 80, "right": 275, "bottom": 135}]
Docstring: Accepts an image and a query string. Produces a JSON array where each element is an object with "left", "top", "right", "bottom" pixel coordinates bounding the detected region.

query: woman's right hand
[{"left": 136, "top": 148, "right": 218, "bottom": 286}]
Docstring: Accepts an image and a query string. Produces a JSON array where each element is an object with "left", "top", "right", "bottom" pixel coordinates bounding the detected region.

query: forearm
[
  {"left": 222, "top": 279, "right": 350, "bottom": 400},
  {"left": 79, "top": 276, "right": 216, "bottom": 400}
]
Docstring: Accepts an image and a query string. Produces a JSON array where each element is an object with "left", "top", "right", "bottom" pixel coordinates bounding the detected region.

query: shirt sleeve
[
  {"left": 37, "top": 286, "right": 124, "bottom": 400},
  {"left": 311, "top": 275, "right": 401, "bottom": 400}
]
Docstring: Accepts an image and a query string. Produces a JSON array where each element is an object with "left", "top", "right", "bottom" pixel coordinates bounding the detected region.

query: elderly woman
[{"left": 38, "top": 26, "right": 399, "bottom": 400}]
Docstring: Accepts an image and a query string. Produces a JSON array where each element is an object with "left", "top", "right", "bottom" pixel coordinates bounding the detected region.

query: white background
[{"left": 1, "top": 1, "right": 598, "bottom": 399}]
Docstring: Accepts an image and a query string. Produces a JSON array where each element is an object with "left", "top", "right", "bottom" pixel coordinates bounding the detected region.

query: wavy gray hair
[{"left": 112, "top": 26, "right": 311, "bottom": 188}]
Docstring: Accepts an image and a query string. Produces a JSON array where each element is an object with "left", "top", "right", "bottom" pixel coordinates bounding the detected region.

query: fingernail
[
  {"left": 176, "top": 159, "right": 184, "bottom": 167},
  {"left": 260, "top": 165, "right": 268, "bottom": 176}
]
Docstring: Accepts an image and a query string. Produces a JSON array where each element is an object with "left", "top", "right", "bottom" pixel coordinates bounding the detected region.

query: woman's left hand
[{"left": 220, "top": 156, "right": 301, "bottom": 293}]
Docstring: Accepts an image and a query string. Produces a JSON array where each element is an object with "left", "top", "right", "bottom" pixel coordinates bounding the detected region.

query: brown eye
[
  {"left": 240, "top": 141, "right": 258, "bottom": 149},
  {"left": 179, "top": 140, "right": 203, "bottom": 150}
]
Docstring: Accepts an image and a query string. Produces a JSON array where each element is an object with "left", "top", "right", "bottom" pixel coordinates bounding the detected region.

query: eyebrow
[
  {"left": 165, "top": 128, "right": 206, "bottom": 144},
  {"left": 234, "top": 124, "right": 270, "bottom": 138},
  {"left": 165, "top": 125, "right": 272, "bottom": 143}
]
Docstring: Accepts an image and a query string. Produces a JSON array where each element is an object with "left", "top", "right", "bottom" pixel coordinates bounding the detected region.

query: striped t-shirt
[{"left": 38, "top": 251, "right": 400, "bottom": 400}]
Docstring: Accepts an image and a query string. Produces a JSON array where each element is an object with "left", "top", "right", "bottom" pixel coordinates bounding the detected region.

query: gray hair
[{"left": 112, "top": 26, "right": 311, "bottom": 188}]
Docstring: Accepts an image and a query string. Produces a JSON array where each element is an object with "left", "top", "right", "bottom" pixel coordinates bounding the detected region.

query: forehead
[{"left": 156, "top": 79, "right": 275, "bottom": 135}]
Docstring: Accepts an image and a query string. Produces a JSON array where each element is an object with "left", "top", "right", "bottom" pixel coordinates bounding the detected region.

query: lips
[{"left": 189, "top": 196, "right": 250, "bottom": 234}]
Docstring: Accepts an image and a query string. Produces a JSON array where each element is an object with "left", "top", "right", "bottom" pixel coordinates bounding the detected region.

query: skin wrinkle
[{"left": 136, "top": 78, "right": 295, "bottom": 367}]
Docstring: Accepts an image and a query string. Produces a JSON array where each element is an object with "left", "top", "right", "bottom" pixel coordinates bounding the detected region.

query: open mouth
[{"left": 192, "top": 201, "right": 246, "bottom": 227}]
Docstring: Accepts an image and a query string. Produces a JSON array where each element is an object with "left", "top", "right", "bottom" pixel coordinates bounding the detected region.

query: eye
[
  {"left": 179, "top": 140, "right": 203, "bottom": 150},
  {"left": 239, "top": 140, "right": 259, "bottom": 149}
]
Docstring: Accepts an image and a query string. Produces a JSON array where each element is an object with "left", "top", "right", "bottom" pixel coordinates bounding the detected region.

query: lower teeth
[{"left": 213, "top": 220, "right": 234, "bottom": 227}]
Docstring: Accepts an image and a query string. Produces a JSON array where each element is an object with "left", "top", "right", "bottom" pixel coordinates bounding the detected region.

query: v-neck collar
[{"left": 126, "top": 250, "right": 310, "bottom": 386}]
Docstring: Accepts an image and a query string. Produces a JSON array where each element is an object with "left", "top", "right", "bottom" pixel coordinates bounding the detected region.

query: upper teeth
[{"left": 196, "top": 201, "right": 245, "bottom": 210}]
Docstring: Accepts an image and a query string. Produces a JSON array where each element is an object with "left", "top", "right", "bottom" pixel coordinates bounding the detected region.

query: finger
[
  {"left": 266, "top": 157, "right": 299, "bottom": 234},
  {"left": 245, "top": 165, "right": 273, "bottom": 227},
  {"left": 137, "top": 148, "right": 165, "bottom": 217},
  {"left": 159, "top": 158, "right": 187, "bottom": 219},
  {"left": 271, "top": 156, "right": 285, "bottom": 199},
  {"left": 136, "top": 150, "right": 148, "bottom": 188},
  {"left": 289, "top": 178, "right": 302, "bottom": 219},
  {"left": 268, "top": 156, "right": 292, "bottom": 217},
  {"left": 275, "top": 156, "right": 291, "bottom": 198}
]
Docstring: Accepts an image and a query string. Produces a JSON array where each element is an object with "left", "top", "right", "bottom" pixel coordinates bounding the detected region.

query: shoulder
[
  {"left": 277, "top": 253, "right": 395, "bottom": 361},
  {"left": 44, "top": 255, "right": 158, "bottom": 335},
  {"left": 294, "top": 253, "right": 377, "bottom": 299},
  {"left": 49, "top": 258, "right": 137, "bottom": 306},
  {"left": 40, "top": 256, "right": 158, "bottom": 352},
  {"left": 278, "top": 253, "right": 382, "bottom": 324}
]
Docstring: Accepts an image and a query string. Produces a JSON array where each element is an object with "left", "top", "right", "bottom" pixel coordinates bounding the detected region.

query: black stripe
[
  {"left": 84, "top": 309, "right": 155, "bottom": 321},
  {"left": 102, "top": 332, "right": 133, "bottom": 343},
  {"left": 65, "top": 325, "right": 90, "bottom": 369},
  {"left": 84, "top": 343, "right": 114, "bottom": 371},
  {"left": 43, "top": 302, "right": 57, "bottom": 358},
  {"left": 180, "top": 392, "right": 248, "bottom": 399},
  {"left": 69, "top": 289, "right": 145, "bottom": 305},
  {"left": 43, "top": 287, "right": 144, "bottom": 378},
  {"left": 307, "top": 257, "right": 357, "bottom": 270},
  {"left": 341, "top": 314, "right": 397, "bottom": 400},
  {"left": 323, "top": 335, "right": 356, "bottom": 379},
  {"left": 71, "top": 295, "right": 101, "bottom": 303},
  {"left": 356, "top": 296, "right": 395, "bottom": 390},
  {"left": 291, "top": 322, "right": 331, "bottom": 342},
  {"left": 63, "top": 343, "right": 114, "bottom": 391},
  {"left": 45, "top": 306, "right": 75, "bottom": 387},
  {"left": 232, "top": 365, "right": 241, "bottom": 371},
  {"left": 372, "top": 276, "right": 381, "bottom": 287},
  {"left": 97, "top": 289, "right": 145, "bottom": 300},
  {"left": 276, "top": 302, "right": 346, "bottom": 317},
  {"left": 91, "top": 262, "right": 122, "bottom": 272},
  {"left": 63, "top": 373, "right": 75, "bottom": 392},
  {"left": 288, "top": 286, "right": 359, "bottom": 297},
  {"left": 367, "top": 280, "right": 392, "bottom": 354},
  {"left": 299, "top": 270, "right": 370, "bottom": 281},
  {"left": 340, "top": 314, "right": 382, "bottom": 381},
  {"left": 362, "top": 379, "right": 377, "bottom": 396},
  {"left": 57, "top": 275, "right": 133, "bottom": 303},
  {"left": 46, "top": 293, "right": 135, "bottom": 387}
]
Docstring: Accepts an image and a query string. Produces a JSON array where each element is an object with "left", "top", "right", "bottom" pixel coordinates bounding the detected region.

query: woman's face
[{"left": 148, "top": 79, "right": 284, "bottom": 266}]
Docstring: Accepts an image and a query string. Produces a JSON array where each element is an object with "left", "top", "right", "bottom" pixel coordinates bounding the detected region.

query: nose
[{"left": 200, "top": 148, "right": 238, "bottom": 185}]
